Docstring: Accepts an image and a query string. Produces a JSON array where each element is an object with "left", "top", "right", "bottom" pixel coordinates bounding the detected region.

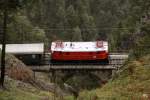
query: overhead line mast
[{"left": 0, "top": 0, "right": 8, "bottom": 87}]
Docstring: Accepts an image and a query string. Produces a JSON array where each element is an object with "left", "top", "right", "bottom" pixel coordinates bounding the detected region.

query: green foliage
[
  {"left": 65, "top": 72, "right": 100, "bottom": 91},
  {"left": 109, "top": 0, "right": 150, "bottom": 53},
  {"left": 80, "top": 13, "right": 98, "bottom": 41},
  {"left": 30, "top": 27, "right": 48, "bottom": 43},
  {"left": 0, "top": 0, "right": 32, "bottom": 11},
  {"left": 0, "top": 78, "right": 53, "bottom": 100},
  {"left": 25, "top": 0, "right": 106, "bottom": 41},
  {"left": 77, "top": 55, "right": 150, "bottom": 99},
  {"left": 64, "top": 96, "right": 74, "bottom": 100},
  {"left": 0, "top": 0, "right": 48, "bottom": 45},
  {"left": 22, "top": 0, "right": 148, "bottom": 43},
  {"left": 66, "top": 5, "right": 79, "bottom": 28},
  {"left": 6, "top": 14, "right": 47, "bottom": 43},
  {"left": 71, "top": 26, "right": 82, "bottom": 41}
]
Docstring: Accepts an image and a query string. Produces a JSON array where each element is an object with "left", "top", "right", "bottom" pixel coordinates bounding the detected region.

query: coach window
[{"left": 32, "top": 54, "right": 36, "bottom": 59}]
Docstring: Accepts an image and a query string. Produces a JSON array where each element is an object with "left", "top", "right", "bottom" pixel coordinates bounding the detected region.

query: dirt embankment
[
  {"left": 6, "top": 55, "right": 33, "bottom": 83},
  {"left": 5, "top": 55, "right": 63, "bottom": 96}
]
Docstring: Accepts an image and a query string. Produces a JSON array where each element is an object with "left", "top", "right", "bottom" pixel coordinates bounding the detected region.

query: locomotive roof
[{"left": 51, "top": 41, "right": 108, "bottom": 52}]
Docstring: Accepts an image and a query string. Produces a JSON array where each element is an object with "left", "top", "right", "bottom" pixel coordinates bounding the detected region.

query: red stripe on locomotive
[{"left": 51, "top": 51, "right": 108, "bottom": 61}]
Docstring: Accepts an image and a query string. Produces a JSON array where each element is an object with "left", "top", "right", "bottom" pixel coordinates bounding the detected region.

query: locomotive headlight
[{"left": 93, "top": 56, "right": 97, "bottom": 58}]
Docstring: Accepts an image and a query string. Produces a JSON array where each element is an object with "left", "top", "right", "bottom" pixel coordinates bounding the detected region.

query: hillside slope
[
  {"left": 79, "top": 55, "right": 150, "bottom": 100},
  {"left": 0, "top": 77, "right": 53, "bottom": 100}
]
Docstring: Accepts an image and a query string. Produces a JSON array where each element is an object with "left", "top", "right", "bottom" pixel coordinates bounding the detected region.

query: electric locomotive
[{"left": 50, "top": 41, "right": 109, "bottom": 65}]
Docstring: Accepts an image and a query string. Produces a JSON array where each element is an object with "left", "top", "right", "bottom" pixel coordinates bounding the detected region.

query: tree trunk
[{"left": 0, "top": 8, "right": 8, "bottom": 87}]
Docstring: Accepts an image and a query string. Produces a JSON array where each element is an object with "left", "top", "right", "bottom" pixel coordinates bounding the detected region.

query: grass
[
  {"left": 77, "top": 55, "right": 150, "bottom": 100},
  {"left": 0, "top": 77, "right": 53, "bottom": 100}
]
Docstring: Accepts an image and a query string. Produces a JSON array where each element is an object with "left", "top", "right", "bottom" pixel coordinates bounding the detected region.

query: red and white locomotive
[{"left": 50, "top": 41, "right": 109, "bottom": 64}]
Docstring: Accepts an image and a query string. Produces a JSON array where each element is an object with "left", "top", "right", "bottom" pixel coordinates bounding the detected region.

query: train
[{"left": 50, "top": 41, "right": 109, "bottom": 65}]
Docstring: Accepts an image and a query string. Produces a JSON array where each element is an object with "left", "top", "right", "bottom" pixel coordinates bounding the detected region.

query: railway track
[{"left": 29, "top": 53, "right": 129, "bottom": 72}]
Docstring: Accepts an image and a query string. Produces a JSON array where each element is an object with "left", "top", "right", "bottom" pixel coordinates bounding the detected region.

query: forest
[{"left": 0, "top": 0, "right": 149, "bottom": 53}]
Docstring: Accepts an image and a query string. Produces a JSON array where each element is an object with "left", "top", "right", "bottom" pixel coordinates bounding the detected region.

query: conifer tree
[
  {"left": 76, "top": 0, "right": 98, "bottom": 41},
  {"left": 71, "top": 26, "right": 82, "bottom": 41}
]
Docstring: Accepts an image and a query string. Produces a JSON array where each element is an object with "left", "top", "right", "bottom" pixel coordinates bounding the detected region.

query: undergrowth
[
  {"left": 0, "top": 77, "right": 53, "bottom": 100},
  {"left": 77, "top": 55, "right": 150, "bottom": 100}
]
